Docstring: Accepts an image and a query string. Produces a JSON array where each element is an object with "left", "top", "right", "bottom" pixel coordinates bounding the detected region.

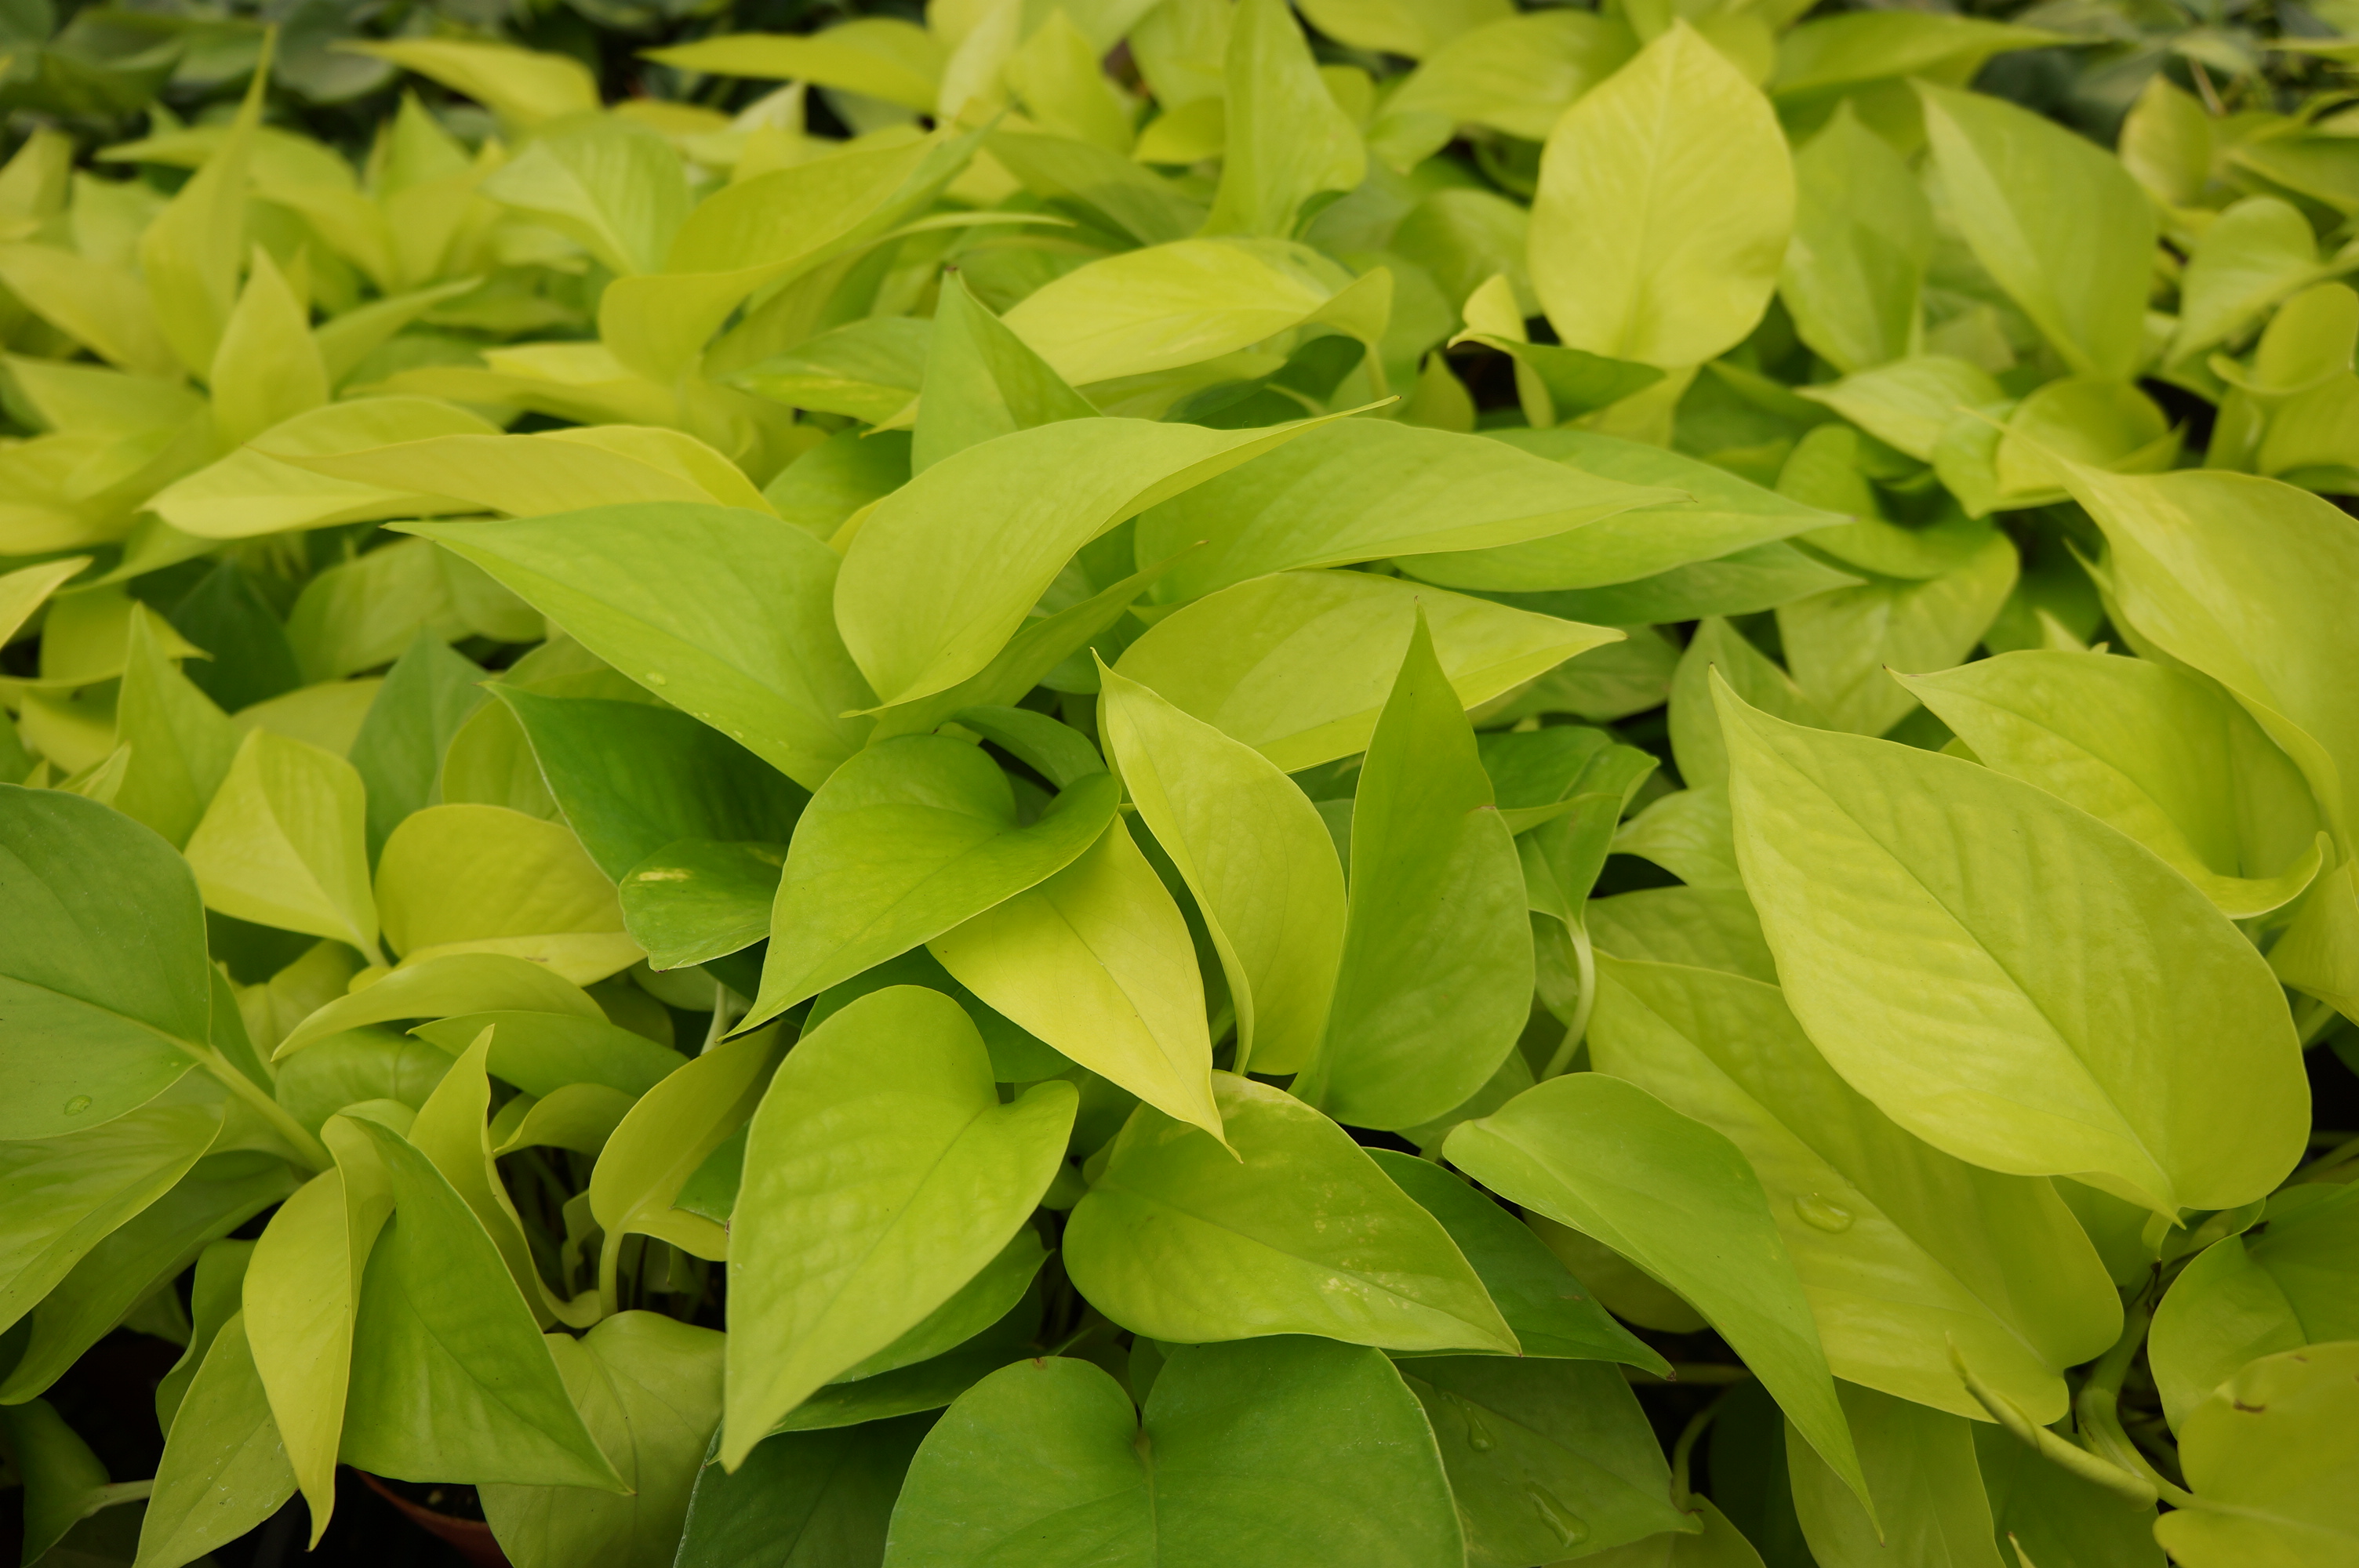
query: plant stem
[
  {"left": 201, "top": 1047, "right": 332, "bottom": 1171},
  {"left": 2077, "top": 1295, "right": 2197, "bottom": 1508},
  {"left": 1541, "top": 920, "right": 1595, "bottom": 1080},
  {"left": 1667, "top": 1394, "right": 1725, "bottom": 1510}
]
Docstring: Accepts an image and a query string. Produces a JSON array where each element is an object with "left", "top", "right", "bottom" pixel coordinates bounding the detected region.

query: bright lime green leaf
[
  {"left": 1443, "top": 1072, "right": 1870, "bottom": 1517},
  {"left": 338, "top": 1117, "right": 623, "bottom": 1490},
  {"left": 275, "top": 953, "right": 603, "bottom": 1059},
  {"left": 1668, "top": 616, "right": 1826, "bottom": 794},
  {"left": 1919, "top": 82, "right": 2155, "bottom": 379},
  {"left": 2150, "top": 1181, "right": 2359, "bottom": 1428},
  {"left": 1398, "top": 430, "right": 1844, "bottom": 593},
  {"left": 725, "top": 987, "right": 1073, "bottom": 1465},
  {"left": 1588, "top": 887, "right": 1776, "bottom": 982},
  {"left": 998, "top": 238, "right": 1373, "bottom": 389},
  {"left": 243, "top": 1163, "right": 379, "bottom": 1541},
  {"left": 1590, "top": 956, "right": 2119, "bottom": 1421},
  {"left": 642, "top": 20, "right": 946, "bottom": 110},
  {"left": 1570, "top": 1497, "right": 1766, "bottom": 1566},
  {"left": 911, "top": 270, "right": 1096, "bottom": 474},
  {"left": 1902, "top": 652, "right": 2326, "bottom": 917},
  {"left": 409, "top": 1029, "right": 582, "bottom": 1325},
  {"left": 1203, "top": 0, "right": 1366, "bottom": 238},
  {"left": 407, "top": 503, "right": 873, "bottom": 793},
  {"left": 590, "top": 1025, "right": 783, "bottom": 1272},
  {"left": 1529, "top": 22, "right": 1794, "bottom": 369},
  {"left": 1066, "top": 1071, "right": 1516, "bottom": 1352},
  {"left": 150, "top": 397, "right": 499, "bottom": 541},
  {"left": 1114, "top": 569, "right": 1619, "bottom": 773},
  {"left": 1795, "top": 355, "right": 2003, "bottom": 463},
  {"left": 746, "top": 735, "right": 1119, "bottom": 1025},
  {"left": 1993, "top": 377, "right": 2177, "bottom": 503},
  {"left": 1301, "top": 613, "right": 1529, "bottom": 1132},
  {"left": 1134, "top": 421, "right": 1681, "bottom": 604},
  {"left": 1297, "top": 0, "right": 1510, "bottom": 60},
  {"left": 931, "top": 818, "right": 1219, "bottom": 1140},
  {"left": 375, "top": 804, "right": 639, "bottom": 984},
  {"left": 1717, "top": 681, "right": 2310, "bottom": 1214},
  {"left": 137, "top": 59, "right": 265, "bottom": 378},
  {"left": 302, "top": 426, "right": 774, "bottom": 520},
  {"left": 1098, "top": 665, "right": 1345, "bottom": 1078},
  {"left": 2156, "top": 1342, "right": 2359, "bottom": 1566},
  {"left": 480, "top": 1313, "right": 726, "bottom": 1568},
  {"left": 1379, "top": 11, "right": 1635, "bottom": 147},
  {"left": 2066, "top": 467, "right": 2359, "bottom": 845},
  {"left": 136, "top": 1312, "right": 296, "bottom": 1568},
  {"left": 1772, "top": 13, "right": 2070, "bottom": 104},
  {"left": 480, "top": 117, "right": 689, "bottom": 277},
  {"left": 1787, "top": 1382, "right": 2006, "bottom": 1568},
  {"left": 347, "top": 40, "right": 600, "bottom": 129},
  {"left": 114, "top": 613, "right": 239, "bottom": 850},
  {"left": 1783, "top": 102, "right": 1930, "bottom": 374},
  {"left": 209, "top": 248, "right": 329, "bottom": 448},
  {"left": 882, "top": 1342, "right": 1463, "bottom": 1568},
  {"left": 1775, "top": 528, "right": 2018, "bottom": 735},
  {"left": 836, "top": 416, "right": 1329, "bottom": 709},
  {"left": 184, "top": 729, "right": 377, "bottom": 954}
]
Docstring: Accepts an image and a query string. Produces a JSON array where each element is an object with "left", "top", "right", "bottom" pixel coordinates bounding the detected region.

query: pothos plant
[{"left": 1, "top": 0, "right": 2357, "bottom": 1564}]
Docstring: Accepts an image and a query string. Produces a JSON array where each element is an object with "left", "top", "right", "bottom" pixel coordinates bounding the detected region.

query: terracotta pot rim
[{"left": 356, "top": 1469, "right": 510, "bottom": 1568}]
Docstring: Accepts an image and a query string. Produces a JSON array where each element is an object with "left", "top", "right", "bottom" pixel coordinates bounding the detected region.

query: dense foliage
[{"left": 2, "top": 0, "right": 2357, "bottom": 1563}]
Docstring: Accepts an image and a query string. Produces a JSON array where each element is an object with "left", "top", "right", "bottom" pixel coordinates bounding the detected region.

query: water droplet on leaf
[
  {"left": 1794, "top": 1194, "right": 1854, "bottom": 1232},
  {"left": 64, "top": 1095, "right": 90, "bottom": 1115},
  {"left": 1527, "top": 1484, "right": 1587, "bottom": 1545},
  {"left": 644, "top": 672, "right": 667, "bottom": 685},
  {"left": 1459, "top": 1398, "right": 1496, "bottom": 1451}
]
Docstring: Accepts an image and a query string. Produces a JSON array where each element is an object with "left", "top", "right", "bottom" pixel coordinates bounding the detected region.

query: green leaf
[
  {"left": 150, "top": 397, "right": 500, "bottom": 541},
  {"left": 836, "top": 416, "right": 1331, "bottom": 710},
  {"left": 1972, "top": 1421, "right": 2164, "bottom": 1568},
  {"left": 1918, "top": 82, "right": 2155, "bottom": 379},
  {"left": 1774, "top": 528, "right": 2018, "bottom": 736},
  {"left": 1401, "top": 1357, "right": 1694, "bottom": 1565},
  {"left": 480, "top": 1312, "right": 725, "bottom": 1568},
  {"left": 1065, "top": 1071, "right": 1515, "bottom": 1353},
  {"left": 1590, "top": 955, "right": 2120, "bottom": 1421},
  {"left": 1, "top": 1152, "right": 297, "bottom": 1403},
  {"left": 1134, "top": 421, "right": 1681, "bottom": 605},
  {"left": 2150, "top": 1181, "right": 2359, "bottom": 1429},
  {"left": 1115, "top": 569, "right": 1619, "bottom": 773},
  {"left": 1796, "top": 355, "right": 2001, "bottom": 464},
  {"left": 275, "top": 952, "right": 605, "bottom": 1058},
  {"left": 339, "top": 1116, "right": 623, "bottom": 1490},
  {"left": 805, "top": 947, "right": 1067, "bottom": 1086},
  {"left": 931, "top": 818, "right": 1220, "bottom": 1139},
  {"left": 911, "top": 270, "right": 1097, "bottom": 474},
  {"left": 769, "top": 1283, "right": 1045, "bottom": 1434},
  {"left": 642, "top": 20, "right": 944, "bottom": 109},
  {"left": 405, "top": 504, "right": 874, "bottom": 793},
  {"left": 209, "top": 247, "right": 329, "bottom": 449},
  {"left": 1398, "top": 430, "right": 1844, "bottom": 593},
  {"left": 376, "top": 804, "right": 638, "bottom": 984},
  {"left": 1301, "top": 612, "right": 1530, "bottom": 1131},
  {"left": 1202, "top": 0, "right": 1366, "bottom": 238},
  {"left": 881, "top": 1340, "right": 1463, "bottom": 1567},
  {"left": 1787, "top": 1381, "right": 2006, "bottom": 1568},
  {"left": 1588, "top": 887, "right": 1776, "bottom": 982},
  {"left": 345, "top": 632, "right": 488, "bottom": 865},
  {"left": 2066, "top": 467, "right": 2359, "bottom": 850},
  {"left": 0, "top": 786, "right": 205, "bottom": 1139},
  {"left": 1366, "top": 1150, "right": 1667, "bottom": 1371},
  {"left": 349, "top": 40, "right": 599, "bottom": 129},
  {"left": 1716, "top": 679, "right": 2310, "bottom": 1214},
  {"left": 494, "top": 688, "right": 809, "bottom": 883},
  {"left": 0, "top": 1102, "right": 221, "bottom": 1338},
  {"left": 183, "top": 729, "right": 377, "bottom": 955},
  {"left": 1529, "top": 22, "right": 1794, "bottom": 369},
  {"left": 619, "top": 840, "right": 786, "bottom": 972},
  {"left": 478, "top": 117, "right": 689, "bottom": 278},
  {"left": 745, "top": 735, "right": 1119, "bottom": 1024},
  {"left": 674, "top": 1416, "right": 930, "bottom": 1568},
  {"left": 1443, "top": 1072, "right": 1870, "bottom": 1515},
  {"left": 1902, "top": 651, "right": 2327, "bottom": 917},
  {"left": 2157, "top": 1341, "right": 2359, "bottom": 1566},
  {"left": 588, "top": 1025, "right": 780, "bottom": 1277},
  {"left": 407, "top": 1011, "right": 682, "bottom": 1101},
  {"left": 1099, "top": 664, "right": 1344, "bottom": 1078},
  {"left": 1669, "top": 617, "right": 1826, "bottom": 794},
  {"left": 1, "top": 1397, "right": 113, "bottom": 1566},
  {"left": 724, "top": 986, "right": 1074, "bottom": 1465},
  {"left": 136, "top": 1312, "right": 296, "bottom": 1568},
  {"left": 1782, "top": 102, "right": 1930, "bottom": 374}
]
